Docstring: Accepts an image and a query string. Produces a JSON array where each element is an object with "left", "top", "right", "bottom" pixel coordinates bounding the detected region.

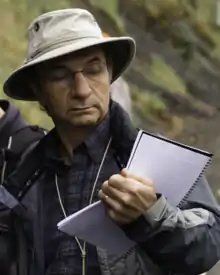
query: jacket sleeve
[
  {"left": 0, "top": 100, "right": 46, "bottom": 148},
  {"left": 0, "top": 100, "right": 27, "bottom": 148},
  {"left": 0, "top": 100, "right": 46, "bottom": 178},
  {"left": 122, "top": 176, "right": 220, "bottom": 274}
]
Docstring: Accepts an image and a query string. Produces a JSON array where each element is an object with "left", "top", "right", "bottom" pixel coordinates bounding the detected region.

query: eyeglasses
[{"left": 41, "top": 60, "right": 108, "bottom": 84}]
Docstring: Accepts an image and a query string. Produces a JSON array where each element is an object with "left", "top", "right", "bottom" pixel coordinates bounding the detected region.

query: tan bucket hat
[{"left": 3, "top": 8, "right": 136, "bottom": 101}]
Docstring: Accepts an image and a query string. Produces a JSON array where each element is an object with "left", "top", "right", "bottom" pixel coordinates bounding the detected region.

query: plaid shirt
[{"left": 42, "top": 114, "right": 121, "bottom": 275}]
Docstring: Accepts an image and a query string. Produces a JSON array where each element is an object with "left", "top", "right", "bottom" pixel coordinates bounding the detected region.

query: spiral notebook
[
  {"left": 126, "top": 130, "right": 213, "bottom": 206},
  {"left": 57, "top": 130, "right": 213, "bottom": 254}
]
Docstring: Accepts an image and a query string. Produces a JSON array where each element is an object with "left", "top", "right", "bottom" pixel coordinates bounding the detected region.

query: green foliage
[
  {"left": 131, "top": 84, "right": 167, "bottom": 118},
  {"left": 88, "top": 0, "right": 124, "bottom": 32},
  {"left": 148, "top": 55, "right": 187, "bottom": 95}
]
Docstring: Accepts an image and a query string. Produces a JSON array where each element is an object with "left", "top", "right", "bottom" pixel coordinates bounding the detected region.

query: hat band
[{"left": 26, "top": 35, "right": 102, "bottom": 63}]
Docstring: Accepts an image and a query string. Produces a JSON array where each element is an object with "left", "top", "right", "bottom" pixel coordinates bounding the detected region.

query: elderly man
[{"left": 0, "top": 8, "right": 220, "bottom": 275}]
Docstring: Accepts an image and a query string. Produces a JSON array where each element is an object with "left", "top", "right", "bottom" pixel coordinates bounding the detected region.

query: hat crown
[{"left": 27, "top": 9, "right": 102, "bottom": 61}]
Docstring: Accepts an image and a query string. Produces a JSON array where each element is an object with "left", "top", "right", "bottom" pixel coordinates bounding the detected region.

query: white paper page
[
  {"left": 58, "top": 201, "right": 136, "bottom": 255},
  {"left": 127, "top": 133, "right": 210, "bottom": 206}
]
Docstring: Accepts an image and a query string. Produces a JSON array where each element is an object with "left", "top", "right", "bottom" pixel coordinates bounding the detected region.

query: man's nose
[{"left": 72, "top": 72, "right": 91, "bottom": 98}]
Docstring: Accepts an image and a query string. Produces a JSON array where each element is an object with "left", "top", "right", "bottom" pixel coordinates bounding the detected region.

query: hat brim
[{"left": 3, "top": 37, "right": 135, "bottom": 101}]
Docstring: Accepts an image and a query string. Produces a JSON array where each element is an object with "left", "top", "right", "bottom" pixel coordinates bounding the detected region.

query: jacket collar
[{"left": 109, "top": 100, "right": 138, "bottom": 165}]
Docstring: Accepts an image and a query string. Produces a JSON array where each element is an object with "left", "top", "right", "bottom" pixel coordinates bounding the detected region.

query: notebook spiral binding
[
  {"left": 122, "top": 246, "right": 136, "bottom": 259},
  {"left": 177, "top": 156, "right": 213, "bottom": 209}
]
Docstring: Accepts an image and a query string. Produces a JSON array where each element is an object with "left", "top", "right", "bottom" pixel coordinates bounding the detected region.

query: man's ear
[
  {"left": 29, "top": 82, "right": 42, "bottom": 102},
  {"left": 29, "top": 78, "right": 48, "bottom": 112},
  {"left": 28, "top": 68, "right": 50, "bottom": 113},
  {"left": 109, "top": 69, "right": 113, "bottom": 84},
  {"left": 36, "top": 92, "right": 48, "bottom": 113},
  {"left": 104, "top": 46, "right": 113, "bottom": 83},
  {"left": 29, "top": 82, "right": 38, "bottom": 97},
  {"left": 107, "top": 60, "right": 113, "bottom": 83}
]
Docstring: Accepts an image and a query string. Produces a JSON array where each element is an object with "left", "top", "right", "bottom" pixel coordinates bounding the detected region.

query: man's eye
[
  {"left": 48, "top": 69, "right": 69, "bottom": 81},
  {"left": 84, "top": 63, "right": 105, "bottom": 75}
]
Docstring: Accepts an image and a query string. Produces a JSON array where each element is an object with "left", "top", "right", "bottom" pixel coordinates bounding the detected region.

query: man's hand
[
  {"left": 0, "top": 107, "right": 4, "bottom": 118},
  {"left": 99, "top": 169, "right": 157, "bottom": 225}
]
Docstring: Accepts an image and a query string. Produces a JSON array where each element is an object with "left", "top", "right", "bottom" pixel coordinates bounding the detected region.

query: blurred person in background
[
  {"left": 0, "top": 8, "right": 219, "bottom": 275},
  {"left": 103, "top": 32, "right": 132, "bottom": 117},
  {"left": 110, "top": 76, "right": 132, "bottom": 118}
]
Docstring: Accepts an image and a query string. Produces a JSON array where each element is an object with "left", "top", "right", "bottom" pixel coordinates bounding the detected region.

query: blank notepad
[{"left": 126, "top": 131, "right": 212, "bottom": 206}]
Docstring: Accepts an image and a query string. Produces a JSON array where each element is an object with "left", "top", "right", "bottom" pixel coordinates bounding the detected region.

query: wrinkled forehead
[{"left": 38, "top": 45, "right": 106, "bottom": 71}]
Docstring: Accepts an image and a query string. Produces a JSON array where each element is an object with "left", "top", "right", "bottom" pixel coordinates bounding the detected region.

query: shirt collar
[
  {"left": 84, "top": 112, "right": 111, "bottom": 163},
  {"left": 45, "top": 113, "right": 111, "bottom": 164}
]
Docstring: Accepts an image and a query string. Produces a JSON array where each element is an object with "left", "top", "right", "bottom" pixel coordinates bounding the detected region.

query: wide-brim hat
[{"left": 3, "top": 9, "right": 136, "bottom": 101}]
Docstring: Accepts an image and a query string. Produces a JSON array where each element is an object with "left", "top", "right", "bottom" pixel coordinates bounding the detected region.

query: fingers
[
  {"left": 107, "top": 175, "right": 154, "bottom": 204},
  {"left": 99, "top": 189, "right": 140, "bottom": 218},
  {"left": 101, "top": 181, "right": 144, "bottom": 211},
  {"left": 107, "top": 174, "right": 144, "bottom": 195},
  {"left": 98, "top": 171, "right": 157, "bottom": 225},
  {"left": 121, "top": 168, "right": 154, "bottom": 187}
]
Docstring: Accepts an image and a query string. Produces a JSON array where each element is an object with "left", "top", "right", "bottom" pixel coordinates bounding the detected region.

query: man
[{"left": 0, "top": 8, "right": 220, "bottom": 275}]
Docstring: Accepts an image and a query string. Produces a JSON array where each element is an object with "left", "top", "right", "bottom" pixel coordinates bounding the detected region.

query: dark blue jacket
[{"left": 0, "top": 100, "right": 220, "bottom": 275}]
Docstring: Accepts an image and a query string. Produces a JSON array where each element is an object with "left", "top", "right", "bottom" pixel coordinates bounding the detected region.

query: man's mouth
[{"left": 70, "top": 106, "right": 92, "bottom": 112}]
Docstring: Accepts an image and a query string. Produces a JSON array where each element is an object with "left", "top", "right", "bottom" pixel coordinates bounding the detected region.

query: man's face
[{"left": 36, "top": 46, "right": 111, "bottom": 128}]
